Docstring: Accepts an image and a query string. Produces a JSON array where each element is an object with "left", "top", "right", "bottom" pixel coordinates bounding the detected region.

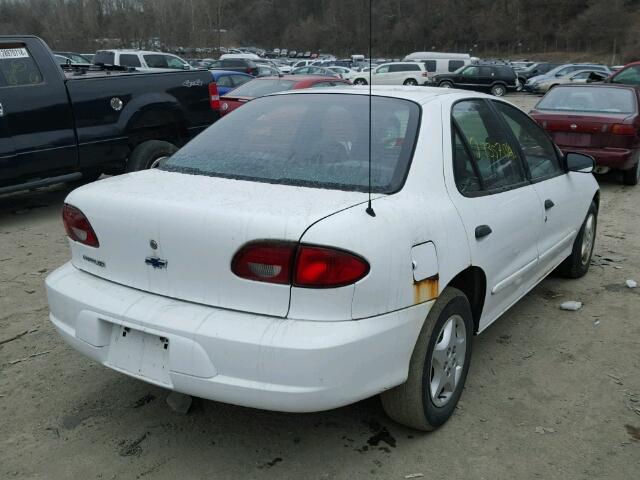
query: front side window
[
  {"left": 612, "top": 65, "right": 640, "bottom": 85},
  {"left": 376, "top": 65, "right": 390, "bottom": 74},
  {"left": 163, "top": 94, "right": 421, "bottom": 193},
  {"left": 452, "top": 100, "right": 525, "bottom": 194},
  {"left": 493, "top": 102, "right": 563, "bottom": 180},
  {"left": 166, "top": 56, "right": 186, "bottom": 69},
  {"left": 0, "top": 45, "right": 43, "bottom": 87},
  {"left": 461, "top": 66, "right": 479, "bottom": 77}
]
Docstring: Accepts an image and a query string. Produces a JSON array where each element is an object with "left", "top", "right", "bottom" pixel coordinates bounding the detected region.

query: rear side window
[
  {"left": 423, "top": 60, "right": 436, "bottom": 72},
  {"left": 452, "top": 100, "right": 526, "bottom": 194},
  {"left": 449, "top": 60, "right": 465, "bottom": 72},
  {"left": 163, "top": 94, "right": 421, "bottom": 193},
  {"left": 224, "top": 59, "right": 245, "bottom": 67},
  {"left": 93, "top": 51, "right": 115, "bottom": 65},
  {"left": 144, "top": 54, "right": 168, "bottom": 68},
  {"left": 225, "top": 79, "right": 296, "bottom": 97},
  {"left": 493, "top": 101, "right": 563, "bottom": 180},
  {"left": 119, "top": 54, "right": 141, "bottom": 67},
  {"left": 216, "top": 75, "right": 233, "bottom": 87},
  {"left": 0, "top": 45, "right": 43, "bottom": 87},
  {"left": 537, "top": 86, "right": 636, "bottom": 114}
]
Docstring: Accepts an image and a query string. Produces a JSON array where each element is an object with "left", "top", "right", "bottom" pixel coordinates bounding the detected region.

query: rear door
[
  {"left": 446, "top": 98, "right": 543, "bottom": 331},
  {"left": 0, "top": 40, "right": 77, "bottom": 182},
  {"left": 0, "top": 75, "right": 16, "bottom": 179},
  {"left": 493, "top": 100, "right": 585, "bottom": 272}
]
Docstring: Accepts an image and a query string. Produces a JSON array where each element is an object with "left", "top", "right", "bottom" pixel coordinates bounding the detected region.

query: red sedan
[
  {"left": 530, "top": 84, "right": 640, "bottom": 185},
  {"left": 219, "top": 75, "right": 350, "bottom": 116}
]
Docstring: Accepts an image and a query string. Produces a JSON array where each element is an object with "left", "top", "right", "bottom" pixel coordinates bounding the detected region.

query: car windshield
[
  {"left": 537, "top": 86, "right": 636, "bottom": 114},
  {"left": 225, "top": 79, "right": 296, "bottom": 97},
  {"left": 162, "top": 94, "right": 420, "bottom": 193}
]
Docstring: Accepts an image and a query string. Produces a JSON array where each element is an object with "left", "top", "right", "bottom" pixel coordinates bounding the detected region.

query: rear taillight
[
  {"left": 294, "top": 245, "right": 369, "bottom": 288},
  {"left": 421, "top": 72, "right": 428, "bottom": 77},
  {"left": 208, "top": 82, "right": 220, "bottom": 110},
  {"left": 62, "top": 204, "right": 99, "bottom": 247},
  {"left": 232, "top": 242, "right": 369, "bottom": 288},
  {"left": 611, "top": 123, "right": 636, "bottom": 135}
]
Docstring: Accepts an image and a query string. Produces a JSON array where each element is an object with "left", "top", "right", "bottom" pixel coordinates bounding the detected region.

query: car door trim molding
[
  {"left": 538, "top": 229, "right": 577, "bottom": 262},
  {"left": 491, "top": 257, "right": 538, "bottom": 295}
]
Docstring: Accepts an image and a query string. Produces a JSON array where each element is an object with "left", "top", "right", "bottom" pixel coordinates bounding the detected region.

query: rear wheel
[
  {"left": 381, "top": 287, "right": 473, "bottom": 431},
  {"left": 491, "top": 84, "right": 506, "bottom": 96},
  {"left": 404, "top": 78, "right": 419, "bottom": 86},
  {"left": 622, "top": 160, "right": 640, "bottom": 186},
  {"left": 557, "top": 201, "right": 597, "bottom": 278},
  {"left": 439, "top": 81, "right": 453, "bottom": 88},
  {"left": 353, "top": 78, "right": 368, "bottom": 85},
  {"left": 126, "top": 140, "right": 178, "bottom": 173}
]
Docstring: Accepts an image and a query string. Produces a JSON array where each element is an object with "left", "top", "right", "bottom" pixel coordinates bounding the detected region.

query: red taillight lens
[
  {"left": 62, "top": 204, "right": 99, "bottom": 247},
  {"left": 232, "top": 242, "right": 370, "bottom": 288},
  {"left": 294, "top": 246, "right": 369, "bottom": 288},
  {"left": 611, "top": 123, "right": 636, "bottom": 135},
  {"left": 231, "top": 241, "right": 295, "bottom": 284},
  {"left": 208, "top": 82, "right": 220, "bottom": 110},
  {"left": 421, "top": 72, "right": 428, "bottom": 77}
]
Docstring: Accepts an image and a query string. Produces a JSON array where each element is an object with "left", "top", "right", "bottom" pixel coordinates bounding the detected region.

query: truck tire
[
  {"left": 439, "top": 81, "right": 453, "bottom": 88},
  {"left": 381, "top": 287, "right": 473, "bottom": 431},
  {"left": 126, "top": 140, "right": 178, "bottom": 172},
  {"left": 491, "top": 84, "right": 507, "bottom": 96}
]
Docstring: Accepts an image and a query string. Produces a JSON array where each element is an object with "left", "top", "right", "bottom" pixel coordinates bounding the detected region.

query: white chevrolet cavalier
[{"left": 46, "top": 87, "right": 599, "bottom": 430}]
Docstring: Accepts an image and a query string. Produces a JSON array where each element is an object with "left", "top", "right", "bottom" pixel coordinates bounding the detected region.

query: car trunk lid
[{"left": 64, "top": 169, "right": 370, "bottom": 317}]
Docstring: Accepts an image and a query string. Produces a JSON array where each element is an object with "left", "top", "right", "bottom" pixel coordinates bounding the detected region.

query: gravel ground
[{"left": 1, "top": 93, "right": 639, "bottom": 479}]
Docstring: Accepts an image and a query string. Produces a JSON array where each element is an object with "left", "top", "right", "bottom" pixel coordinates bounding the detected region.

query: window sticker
[{"left": 0, "top": 48, "right": 30, "bottom": 59}]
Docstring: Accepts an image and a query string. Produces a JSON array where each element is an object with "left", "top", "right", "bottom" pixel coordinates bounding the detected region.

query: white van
[
  {"left": 403, "top": 52, "right": 477, "bottom": 76},
  {"left": 219, "top": 53, "right": 261, "bottom": 61}
]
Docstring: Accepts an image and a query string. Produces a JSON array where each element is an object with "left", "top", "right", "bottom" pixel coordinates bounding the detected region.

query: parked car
[
  {"left": 351, "top": 62, "right": 429, "bottom": 86},
  {"left": 528, "top": 69, "right": 608, "bottom": 93},
  {"left": 524, "top": 64, "right": 611, "bottom": 92},
  {"left": 607, "top": 61, "right": 640, "bottom": 85},
  {"left": 209, "top": 70, "right": 253, "bottom": 96},
  {"left": 47, "top": 87, "right": 599, "bottom": 432},
  {"left": 218, "top": 75, "right": 349, "bottom": 116},
  {"left": 530, "top": 84, "right": 640, "bottom": 184},
  {"left": 516, "top": 62, "right": 561, "bottom": 86},
  {"left": 292, "top": 59, "right": 314, "bottom": 69},
  {"left": 290, "top": 66, "right": 340, "bottom": 77},
  {"left": 256, "top": 64, "right": 282, "bottom": 77},
  {"left": 0, "top": 36, "right": 218, "bottom": 195},
  {"left": 326, "top": 66, "right": 356, "bottom": 79},
  {"left": 427, "top": 64, "right": 518, "bottom": 96},
  {"left": 404, "top": 52, "right": 475, "bottom": 77},
  {"left": 54, "top": 51, "right": 92, "bottom": 65},
  {"left": 93, "top": 50, "right": 192, "bottom": 72},
  {"left": 208, "top": 58, "right": 259, "bottom": 76}
]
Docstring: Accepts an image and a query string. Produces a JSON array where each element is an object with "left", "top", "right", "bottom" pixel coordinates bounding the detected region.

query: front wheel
[
  {"left": 403, "top": 78, "right": 418, "bottom": 86},
  {"left": 491, "top": 84, "right": 506, "bottom": 96},
  {"left": 439, "top": 81, "right": 453, "bottom": 88},
  {"left": 381, "top": 287, "right": 473, "bottom": 431},
  {"left": 353, "top": 78, "right": 368, "bottom": 85},
  {"left": 556, "top": 201, "right": 598, "bottom": 278}
]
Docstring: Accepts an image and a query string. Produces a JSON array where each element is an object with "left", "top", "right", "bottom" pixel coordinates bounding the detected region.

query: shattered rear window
[{"left": 162, "top": 93, "right": 421, "bottom": 193}]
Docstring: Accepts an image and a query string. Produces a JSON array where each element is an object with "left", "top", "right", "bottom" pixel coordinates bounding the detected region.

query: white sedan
[{"left": 46, "top": 87, "right": 599, "bottom": 431}]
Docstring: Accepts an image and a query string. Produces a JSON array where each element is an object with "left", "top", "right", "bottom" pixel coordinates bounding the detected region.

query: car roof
[{"left": 271, "top": 85, "right": 496, "bottom": 105}]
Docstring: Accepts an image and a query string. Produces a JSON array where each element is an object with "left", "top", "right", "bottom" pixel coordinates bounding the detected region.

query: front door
[
  {"left": 0, "top": 41, "right": 77, "bottom": 181},
  {"left": 445, "top": 98, "right": 543, "bottom": 331}
]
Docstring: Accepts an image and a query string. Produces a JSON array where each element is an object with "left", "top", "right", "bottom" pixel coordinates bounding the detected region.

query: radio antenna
[{"left": 365, "top": 0, "right": 376, "bottom": 217}]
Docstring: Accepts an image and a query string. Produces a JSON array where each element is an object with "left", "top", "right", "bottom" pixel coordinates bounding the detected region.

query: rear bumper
[
  {"left": 558, "top": 146, "right": 638, "bottom": 170},
  {"left": 46, "top": 263, "right": 430, "bottom": 412}
]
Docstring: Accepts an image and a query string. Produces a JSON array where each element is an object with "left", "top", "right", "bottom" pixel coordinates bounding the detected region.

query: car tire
[
  {"left": 353, "top": 78, "right": 368, "bottom": 85},
  {"left": 491, "top": 84, "right": 506, "bottom": 96},
  {"left": 517, "top": 77, "right": 526, "bottom": 90},
  {"left": 439, "top": 81, "right": 453, "bottom": 88},
  {"left": 621, "top": 160, "right": 640, "bottom": 186},
  {"left": 126, "top": 140, "right": 178, "bottom": 173},
  {"left": 556, "top": 201, "right": 598, "bottom": 278},
  {"left": 404, "top": 78, "right": 419, "bottom": 86},
  {"left": 381, "top": 287, "right": 473, "bottom": 431}
]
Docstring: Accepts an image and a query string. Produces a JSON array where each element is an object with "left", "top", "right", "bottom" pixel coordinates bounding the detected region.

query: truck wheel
[
  {"left": 491, "top": 84, "right": 506, "bottom": 96},
  {"left": 556, "top": 202, "right": 597, "bottom": 278},
  {"left": 439, "top": 81, "right": 453, "bottom": 88},
  {"left": 126, "top": 140, "right": 178, "bottom": 172},
  {"left": 621, "top": 160, "right": 640, "bottom": 186},
  {"left": 381, "top": 287, "right": 473, "bottom": 431}
]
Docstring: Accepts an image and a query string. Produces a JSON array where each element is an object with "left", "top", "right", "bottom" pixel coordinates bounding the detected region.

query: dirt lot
[{"left": 1, "top": 94, "right": 639, "bottom": 479}]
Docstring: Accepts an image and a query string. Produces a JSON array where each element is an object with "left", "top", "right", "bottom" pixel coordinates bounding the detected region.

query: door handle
[
  {"left": 544, "top": 199, "right": 555, "bottom": 210},
  {"left": 475, "top": 225, "right": 492, "bottom": 239}
]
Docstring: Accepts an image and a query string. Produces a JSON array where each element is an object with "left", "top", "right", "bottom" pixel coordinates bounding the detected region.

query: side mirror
[{"left": 566, "top": 152, "right": 595, "bottom": 173}]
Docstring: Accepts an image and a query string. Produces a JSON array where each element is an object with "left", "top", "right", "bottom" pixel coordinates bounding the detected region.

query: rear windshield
[
  {"left": 226, "top": 79, "right": 296, "bottom": 97},
  {"left": 536, "top": 86, "right": 636, "bottom": 114},
  {"left": 162, "top": 94, "right": 421, "bottom": 193},
  {"left": 93, "top": 51, "right": 115, "bottom": 65}
]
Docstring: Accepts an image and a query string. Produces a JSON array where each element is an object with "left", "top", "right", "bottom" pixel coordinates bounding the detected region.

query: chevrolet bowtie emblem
[{"left": 145, "top": 257, "right": 168, "bottom": 269}]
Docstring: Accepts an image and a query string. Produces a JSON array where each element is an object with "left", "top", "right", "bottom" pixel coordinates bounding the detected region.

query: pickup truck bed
[{"left": 0, "top": 36, "right": 218, "bottom": 193}]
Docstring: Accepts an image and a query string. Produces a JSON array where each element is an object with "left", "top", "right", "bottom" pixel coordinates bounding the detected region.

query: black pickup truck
[{"left": 0, "top": 36, "right": 218, "bottom": 195}]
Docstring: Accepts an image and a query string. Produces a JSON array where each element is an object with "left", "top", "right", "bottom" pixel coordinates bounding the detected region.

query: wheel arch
[{"left": 445, "top": 266, "right": 486, "bottom": 333}]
